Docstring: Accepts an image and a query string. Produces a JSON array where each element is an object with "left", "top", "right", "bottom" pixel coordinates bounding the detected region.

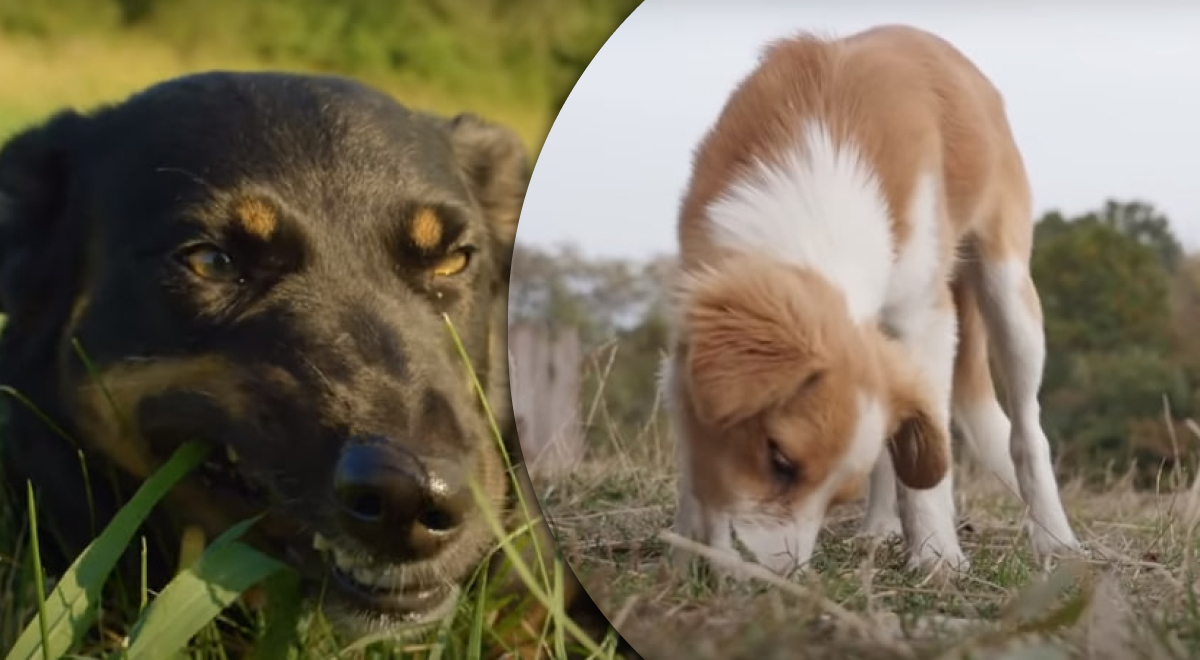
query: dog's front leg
[
  {"left": 887, "top": 289, "right": 968, "bottom": 574},
  {"left": 859, "top": 451, "right": 903, "bottom": 539}
]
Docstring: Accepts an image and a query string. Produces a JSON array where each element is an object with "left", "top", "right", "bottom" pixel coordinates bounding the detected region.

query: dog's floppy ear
[
  {"left": 0, "top": 111, "right": 85, "bottom": 318},
  {"left": 874, "top": 334, "right": 950, "bottom": 490},
  {"left": 678, "top": 261, "right": 831, "bottom": 429},
  {"left": 442, "top": 114, "right": 527, "bottom": 449},
  {"left": 886, "top": 390, "right": 950, "bottom": 490},
  {"left": 444, "top": 113, "right": 528, "bottom": 250}
]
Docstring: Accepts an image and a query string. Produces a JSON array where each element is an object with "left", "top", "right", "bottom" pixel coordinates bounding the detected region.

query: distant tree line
[
  {"left": 511, "top": 200, "right": 1200, "bottom": 488},
  {"left": 1033, "top": 201, "right": 1197, "bottom": 485},
  {"left": 0, "top": 0, "right": 643, "bottom": 117}
]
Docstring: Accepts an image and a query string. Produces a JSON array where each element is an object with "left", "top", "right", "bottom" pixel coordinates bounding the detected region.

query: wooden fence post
[{"left": 508, "top": 323, "right": 585, "bottom": 476}]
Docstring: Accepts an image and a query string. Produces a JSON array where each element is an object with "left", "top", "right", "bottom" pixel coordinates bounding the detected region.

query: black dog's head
[{"left": 0, "top": 71, "right": 527, "bottom": 636}]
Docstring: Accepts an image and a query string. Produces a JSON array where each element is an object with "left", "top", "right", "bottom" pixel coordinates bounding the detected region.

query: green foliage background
[
  {"left": 0, "top": 0, "right": 643, "bottom": 153},
  {"left": 512, "top": 200, "right": 1200, "bottom": 488}
]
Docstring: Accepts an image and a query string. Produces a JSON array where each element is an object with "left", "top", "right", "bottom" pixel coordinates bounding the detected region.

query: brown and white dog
[{"left": 661, "top": 25, "right": 1081, "bottom": 574}]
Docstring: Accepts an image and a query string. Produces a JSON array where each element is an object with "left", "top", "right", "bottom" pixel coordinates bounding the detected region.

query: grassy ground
[
  {"left": 534, "top": 349, "right": 1200, "bottom": 659},
  {"left": 0, "top": 319, "right": 627, "bottom": 659}
]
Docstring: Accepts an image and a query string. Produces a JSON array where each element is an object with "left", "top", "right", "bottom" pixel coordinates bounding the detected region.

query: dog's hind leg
[
  {"left": 966, "top": 202, "right": 1080, "bottom": 560},
  {"left": 949, "top": 274, "right": 1021, "bottom": 496}
]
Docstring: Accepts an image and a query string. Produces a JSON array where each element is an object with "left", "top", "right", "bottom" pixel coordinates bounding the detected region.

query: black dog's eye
[
  {"left": 767, "top": 438, "right": 801, "bottom": 487},
  {"left": 431, "top": 246, "right": 474, "bottom": 278},
  {"left": 179, "top": 245, "right": 241, "bottom": 283}
]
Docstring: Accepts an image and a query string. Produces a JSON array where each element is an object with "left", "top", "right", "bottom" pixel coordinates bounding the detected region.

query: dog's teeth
[
  {"left": 333, "top": 547, "right": 361, "bottom": 570},
  {"left": 353, "top": 566, "right": 378, "bottom": 586},
  {"left": 321, "top": 544, "right": 410, "bottom": 590},
  {"left": 313, "top": 533, "right": 331, "bottom": 552},
  {"left": 326, "top": 543, "right": 398, "bottom": 587},
  {"left": 364, "top": 568, "right": 404, "bottom": 589},
  {"left": 225, "top": 446, "right": 239, "bottom": 464},
  {"left": 373, "top": 571, "right": 406, "bottom": 589}
]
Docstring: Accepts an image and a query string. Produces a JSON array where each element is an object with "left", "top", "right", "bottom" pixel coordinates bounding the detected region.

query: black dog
[{"left": 0, "top": 71, "right": 623, "bottom": 653}]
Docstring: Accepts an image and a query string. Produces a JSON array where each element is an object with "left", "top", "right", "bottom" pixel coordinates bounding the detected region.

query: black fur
[{"left": 0, "top": 71, "right": 628, "bottom": 655}]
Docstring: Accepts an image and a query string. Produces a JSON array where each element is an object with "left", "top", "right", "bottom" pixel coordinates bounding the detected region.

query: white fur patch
[
  {"left": 843, "top": 394, "right": 890, "bottom": 476},
  {"left": 703, "top": 120, "right": 893, "bottom": 322},
  {"left": 884, "top": 171, "right": 943, "bottom": 317}
]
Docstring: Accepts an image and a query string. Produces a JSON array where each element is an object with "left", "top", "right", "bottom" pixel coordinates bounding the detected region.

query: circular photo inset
[{"left": 510, "top": 2, "right": 1200, "bottom": 658}]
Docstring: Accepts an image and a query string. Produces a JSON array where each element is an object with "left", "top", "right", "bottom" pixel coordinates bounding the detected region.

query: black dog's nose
[{"left": 332, "top": 440, "right": 472, "bottom": 560}]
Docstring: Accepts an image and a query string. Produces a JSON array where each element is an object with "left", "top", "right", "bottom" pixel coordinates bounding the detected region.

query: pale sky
[{"left": 517, "top": 0, "right": 1200, "bottom": 261}]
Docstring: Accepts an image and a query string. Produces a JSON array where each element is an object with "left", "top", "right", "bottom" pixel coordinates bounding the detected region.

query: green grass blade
[
  {"left": 124, "top": 516, "right": 287, "bottom": 658},
  {"left": 0, "top": 386, "right": 78, "bottom": 447},
  {"left": 440, "top": 314, "right": 551, "bottom": 584},
  {"left": 551, "top": 561, "right": 567, "bottom": 659},
  {"left": 466, "top": 567, "right": 488, "bottom": 660},
  {"left": 4, "top": 441, "right": 209, "bottom": 660},
  {"left": 467, "top": 480, "right": 604, "bottom": 658},
  {"left": 74, "top": 450, "right": 97, "bottom": 538},
  {"left": 23, "top": 483, "right": 50, "bottom": 660},
  {"left": 250, "top": 569, "right": 304, "bottom": 660},
  {"left": 138, "top": 536, "right": 148, "bottom": 618}
]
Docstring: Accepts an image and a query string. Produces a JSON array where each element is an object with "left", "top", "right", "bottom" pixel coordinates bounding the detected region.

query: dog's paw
[
  {"left": 1028, "top": 525, "right": 1087, "bottom": 565},
  {"left": 905, "top": 541, "right": 969, "bottom": 583}
]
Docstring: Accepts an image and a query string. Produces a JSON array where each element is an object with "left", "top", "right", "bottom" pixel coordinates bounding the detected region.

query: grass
[
  {"left": 0, "top": 33, "right": 549, "bottom": 157},
  {"left": 0, "top": 315, "right": 627, "bottom": 659},
  {"left": 533, "top": 341, "right": 1200, "bottom": 659}
]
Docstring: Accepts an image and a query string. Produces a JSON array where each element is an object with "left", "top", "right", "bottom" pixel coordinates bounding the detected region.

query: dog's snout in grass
[{"left": 0, "top": 316, "right": 628, "bottom": 660}]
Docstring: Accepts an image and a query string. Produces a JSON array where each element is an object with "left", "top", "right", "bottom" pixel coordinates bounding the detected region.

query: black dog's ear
[
  {"left": 0, "top": 111, "right": 84, "bottom": 317},
  {"left": 443, "top": 113, "right": 529, "bottom": 249}
]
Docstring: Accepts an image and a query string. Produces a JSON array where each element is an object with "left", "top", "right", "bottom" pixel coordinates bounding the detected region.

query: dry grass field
[{"left": 533, "top": 358, "right": 1200, "bottom": 659}]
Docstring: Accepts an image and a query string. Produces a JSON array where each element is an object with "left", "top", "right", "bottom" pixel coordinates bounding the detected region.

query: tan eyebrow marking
[
  {"left": 233, "top": 198, "right": 278, "bottom": 238},
  {"left": 410, "top": 207, "right": 444, "bottom": 250}
]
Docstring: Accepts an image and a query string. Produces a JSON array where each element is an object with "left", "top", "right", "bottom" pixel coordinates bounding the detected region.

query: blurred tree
[
  {"left": 545, "top": 0, "right": 643, "bottom": 117},
  {"left": 1042, "top": 348, "right": 1191, "bottom": 484},
  {"left": 512, "top": 199, "right": 1196, "bottom": 486},
  {"left": 582, "top": 292, "right": 670, "bottom": 443},
  {"left": 510, "top": 243, "right": 669, "bottom": 345},
  {"left": 0, "top": 0, "right": 640, "bottom": 113},
  {"left": 1032, "top": 201, "right": 1193, "bottom": 485},
  {"left": 1096, "top": 199, "right": 1182, "bottom": 273},
  {"left": 1169, "top": 255, "right": 1200, "bottom": 370},
  {"left": 1032, "top": 211, "right": 1171, "bottom": 358}
]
